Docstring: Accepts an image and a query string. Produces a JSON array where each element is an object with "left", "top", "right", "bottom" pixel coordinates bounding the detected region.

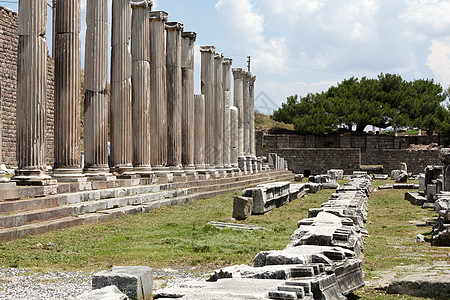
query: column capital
[
  {"left": 214, "top": 52, "right": 224, "bottom": 60},
  {"left": 222, "top": 58, "right": 233, "bottom": 66},
  {"left": 182, "top": 31, "right": 197, "bottom": 41},
  {"left": 232, "top": 68, "right": 245, "bottom": 79},
  {"left": 200, "top": 45, "right": 215, "bottom": 54},
  {"left": 243, "top": 71, "right": 252, "bottom": 80},
  {"left": 165, "top": 22, "right": 184, "bottom": 31},
  {"left": 131, "top": 0, "right": 149, "bottom": 8},
  {"left": 149, "top": 11, "right": 168, "bottom": 22},
  {"left": 250, "top": 75, "right": 257, "bottom": 85}
]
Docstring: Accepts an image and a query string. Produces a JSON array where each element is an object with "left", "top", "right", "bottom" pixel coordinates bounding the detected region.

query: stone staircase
[{"left": 0, "top": 170, "right": 293, "bottom": 242}]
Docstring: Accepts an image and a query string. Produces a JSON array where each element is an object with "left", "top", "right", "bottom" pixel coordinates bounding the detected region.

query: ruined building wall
[
  {"left": 261, "top": 133, "right": 441, "bottom": 174},
  {"left": 0, "top": 6, "right": 55, "bottom": 167}
]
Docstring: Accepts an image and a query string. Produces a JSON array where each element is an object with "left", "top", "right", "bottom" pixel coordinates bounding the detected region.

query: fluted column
[
  {"left": 84, "top": 0, "right": 113, "bottom": 179},
  {"left": 131, "top": 1, "right": 153, "bottom": 176},
  {"left": 222, "top": 58, "right": 232, "bottom": 170},
  {"left": 194, "top": 94, "right": 206, "bottom": 170},
  {"left": 233, "top": 69, "right": 245, "bottom": 155},
  {"left": 0, "top": 81, "right": 8, "bottom": 183},
  {"left": 166, "top": 22, "right": 184, "bottom": 175},
  {"left": 110, "top": 0, "right": 133, "bottom": 176},
  {"left": 214, "top": 53, "right": 224, "bottom": 170},
  {"left": 200, "top": 46, "right": 216, "bottom": 170},
  {"left": 181, "top": 31, "right": 196, "bottom": 174},
  {"left": 243, "top": 71, "right": 252, "bottom": 174},
  {"left": 149, "top": 11, "right": 169, "bottom": 176},
  {"left": 230, "top": 106, "right": 239, "bottom": 170},
  {"left": 14, "top": 0, "right": 54, "bottom": 184},
  {"left": 52, "top": 0, "right": 85, "bottom": 182},
  {"left": 249, "top": 75, "right": 257, "bottom": 172}
]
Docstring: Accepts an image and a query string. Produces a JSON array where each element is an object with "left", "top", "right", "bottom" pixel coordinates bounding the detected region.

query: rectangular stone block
[
  {"left": 93, "top": 266, "right": 153, "bottom": 300},
  {"left": 233, "top": 196, "right": 253, "bottom": 220}
]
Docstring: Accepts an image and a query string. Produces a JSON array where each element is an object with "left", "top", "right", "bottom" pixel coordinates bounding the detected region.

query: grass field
[{"left": 0, "top": 179, "right": 448, "bottom": 299}]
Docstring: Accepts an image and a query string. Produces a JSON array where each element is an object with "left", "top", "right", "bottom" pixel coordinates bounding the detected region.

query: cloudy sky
[{"left": 3, "top": 0, "right": 450, "bottom": 114}]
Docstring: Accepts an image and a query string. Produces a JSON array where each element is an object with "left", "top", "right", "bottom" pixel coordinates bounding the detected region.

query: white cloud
[{"left": 427, "top": 39, "right": 450, "bottom": 88}]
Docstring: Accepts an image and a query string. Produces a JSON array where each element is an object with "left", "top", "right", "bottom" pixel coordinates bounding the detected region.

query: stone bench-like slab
[{"left": 243, "top": 182, "right": 291, "bottom": 215}]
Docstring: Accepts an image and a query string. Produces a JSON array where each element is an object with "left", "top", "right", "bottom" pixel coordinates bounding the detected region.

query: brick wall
[
  {"left": 0, "top": 6, "right": 55, "bottom": 167},
  {"left": 278, "top": 148, "right": 361, "bottom": 175}
]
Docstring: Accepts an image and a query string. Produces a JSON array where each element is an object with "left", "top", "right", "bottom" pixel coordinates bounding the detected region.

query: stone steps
[{"left": 0, "top": 170, "right": 293, "bottom": 242}]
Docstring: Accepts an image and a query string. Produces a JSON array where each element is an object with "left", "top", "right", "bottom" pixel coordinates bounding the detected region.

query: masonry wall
[
  {"left": 278, "top": 148, "right": 361, "bottom": 175},
  {"left": 0, "top": 6, "right": 55, "bottom": 167},
  {"left": 261, "top": 133, "right": 441, "bottom": 175}
]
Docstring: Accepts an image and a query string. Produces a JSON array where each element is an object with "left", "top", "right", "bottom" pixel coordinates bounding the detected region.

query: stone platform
[{"left": 0, "top": 169, "right": 293, "bottom": 242}]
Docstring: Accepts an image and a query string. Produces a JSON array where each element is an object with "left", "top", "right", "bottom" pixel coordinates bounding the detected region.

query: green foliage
[{"left": 272, "top": 73, "right": 450, "bottom": 135}]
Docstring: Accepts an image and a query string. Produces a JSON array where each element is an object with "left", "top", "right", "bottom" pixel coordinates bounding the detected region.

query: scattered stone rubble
[{"left": 154, "top": 175, "right": 371, "bottom": 299}]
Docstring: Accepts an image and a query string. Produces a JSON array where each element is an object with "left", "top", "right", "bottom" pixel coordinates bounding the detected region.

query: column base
[
  {"left": 184, "top": 165, "right": 197, "bottom": 175},
  {"left": 169, "top": 166, "right": 186, "bottom": 180},
  {"left": 238, "top": 156, "right": 247, "bottom": 174},
  {"left": 133, "top": 166, "right": 154, "bottom": 178},
  {"left": 84, "top": 166, "right": 117, "bottom": 181},
  {"left": 245, "top": 155, "right": 253, "bottom": 174},
  {"left": 111, "top": 165, "right": 138, "bottom": 179},
  {"left": 52, "top": 167, "right": 87, "bottom": 182},
  {"left": 13, "top": 169, "right": 57, "bottom": 186}
]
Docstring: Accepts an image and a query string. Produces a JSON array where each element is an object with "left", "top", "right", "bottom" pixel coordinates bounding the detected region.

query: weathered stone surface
[
  {"left": 327, "top": 169, "right": 344, "bottom": 180},
  {"left": 294, "top": 174, "right": 304, "bottom": 182},
  {"left": 387, "top": 274, "right": 450, "bottom": 300},
  {"left": 233, "top": 69, "right": 245, "bottom": 160},
  {"left": 405, "top": 192, "right": 427, "bottom": 206},
  {"left": 306, "top": 183, "right": 322, "bottom": 194},
  {"left": 93, "top": 266, "right": 153, "bottom": 300},
  {"left": 233, "top": 196, "right": 253, "bottom": 220},
  {"left": 214, "top": 53, "right": 224, "bottom": 169},
  {"left": 194, "top": 94, "right": 206, "bottom": 170},
  {"left": 76, "top": 285, "right": 129, "bottom": 300},
  {"left": 223, "top": 58, "right": 233, "bottom": 169},
  {"left": 243, "top": 181, "right": 290, "bottom": 214},
  {"left": 372, "top": 174, "right": 389, "bottom": 180},
  {"left": 289, "top": 183, "right": 308, "bottom": 201},
  {"left": 230, "top": 106, "right": 239, "bottom": 168}
]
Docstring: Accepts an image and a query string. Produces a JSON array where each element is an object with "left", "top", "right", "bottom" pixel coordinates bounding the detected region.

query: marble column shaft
[
  {"left": 16, "top": 0, "right": 48, "bottom": 179},
  {"left": 194, "top": 94, "right": 205, "bottom": 168},
  {"left": 166, "top": 22, "right": 183, "bottom": 170},
  {"left": 242, "top": 71, "right": 251, "bottom": 156},
  {"left": 53, "top": 0, "right": 83, "bottom": 178},
  {"left": 232, "top": 68, "right": 245, "bottom": 158},
  {"left": 200, "top": 46, "right": 215, "bottom": 168},
  {"left": 230, "top": 106, "right": 239, "bottom": 168},
  {"left": 181, "top": 31, "right": 196, "bottom": 170},
  {"left": 131, "top": 1, "right": 152, "bottom": 172},
  {"left": 222, "top": 58, "right": 232, "bottom": 169},
  {"left": 110, "top": 0, "right": 133, "bottom": 173},
  {"left": 214, "top": 53, "right": 224, "bottom": 168},
  {"left": 149, "top": 11, "right": 168, "bottom": 170},
  {"left": 250, "top": 75, "right": 256, "bottom": 157},
  {"left": 84, "top": 0, "right": 110, "bottom": 174}
]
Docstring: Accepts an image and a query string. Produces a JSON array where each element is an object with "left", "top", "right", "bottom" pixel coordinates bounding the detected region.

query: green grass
[
  {"left": 0, "top": 188, "right": 332, "bottom": 272},
  {"left": 255, "top": 112, "right": 294, "bottom": 131},
  {"left": 0, "top": 179, "right": 447, "bottom": 299}
]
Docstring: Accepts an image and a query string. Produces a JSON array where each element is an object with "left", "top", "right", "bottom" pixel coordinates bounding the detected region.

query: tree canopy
[{"left": 272, "top": 73, "right": 449, "bottom": 136}]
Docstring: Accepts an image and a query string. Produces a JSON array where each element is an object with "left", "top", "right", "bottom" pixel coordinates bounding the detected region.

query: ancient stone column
[
  {"left": 200, "top": 46, "right": 216, "bottom": 170},
  {"left": 131, "top": 1, "right": 153, "bottom": 177},
  {"left": 84, "top": 0, "right": 114, "bottom": 179},
  {"left": 214, "top": 53, "right": 224, "bottom": 170},
  {"left": 181, "top": 31, "right": 196, "bottom": 174},
  {"left": 149, "top": 11, "right": 169, "bottom": 177},
  {"left": 232, "top": 68, "right": 246, "bottom": 172},
  {"left": 14, "top": 0, "right": 54, "bottom": 184},
  {"left": 52, "top": 0, "right": 85, "bottom": 182},
  {"left": 230, "top": 106, "right": 239, "bottom": 170},
  {"left": 110, "top": 0, "right": 133, "bottom": 176},
  {"left": 222, "top": 58, "right": 232, "bottom": 171},
  {"left": 249, "top": 75, "right": 257, "bottom": 172},
  {"left": 0, "top": 81, "right": 8, "bottom": 183},
  {"left": 194, "top": 94, "right": 206, "bottom": 171},
  {"left": 166, "top": 22, "right": 184, "bottom": 176},
  {"left": 243, "top": 71, "right": 252, "bottom": 173}
]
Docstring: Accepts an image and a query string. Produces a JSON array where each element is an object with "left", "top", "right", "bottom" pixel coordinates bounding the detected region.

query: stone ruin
[
  {"left": 1, "top": 0, "right": 277, "bottom": 188},
  {"left": 153, "top": 175, "right": 372, "bottom": 299}
]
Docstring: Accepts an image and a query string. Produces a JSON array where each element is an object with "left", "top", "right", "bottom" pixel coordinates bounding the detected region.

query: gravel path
[{"left": 0, "top": 267, "right": 210, "bottom": 299}]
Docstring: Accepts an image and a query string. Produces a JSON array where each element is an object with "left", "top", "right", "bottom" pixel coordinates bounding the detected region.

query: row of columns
[{"left": 12, "top": 0, "right": 258, "bottom": 185}]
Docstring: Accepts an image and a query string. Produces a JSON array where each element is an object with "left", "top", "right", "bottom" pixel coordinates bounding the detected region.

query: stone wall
[
  {"left": 0, "top": 6, "right": 55, "bottom": 167},
  {"left": 363, "top": 149, "right": 441, "bottom": 175},
  {"left": 262, "top": 133, "right": 439, "bottom": 154},
  {"left": 262, "top": 133, "right": 441, "bottom": 174},
  {"left": 277, "top": 148, "right": 361, "bottom": 175}
]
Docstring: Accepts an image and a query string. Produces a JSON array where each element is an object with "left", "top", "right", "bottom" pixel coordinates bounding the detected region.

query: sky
[{"left": 2, "top": 0, "right": 450, "bottom": 114}]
